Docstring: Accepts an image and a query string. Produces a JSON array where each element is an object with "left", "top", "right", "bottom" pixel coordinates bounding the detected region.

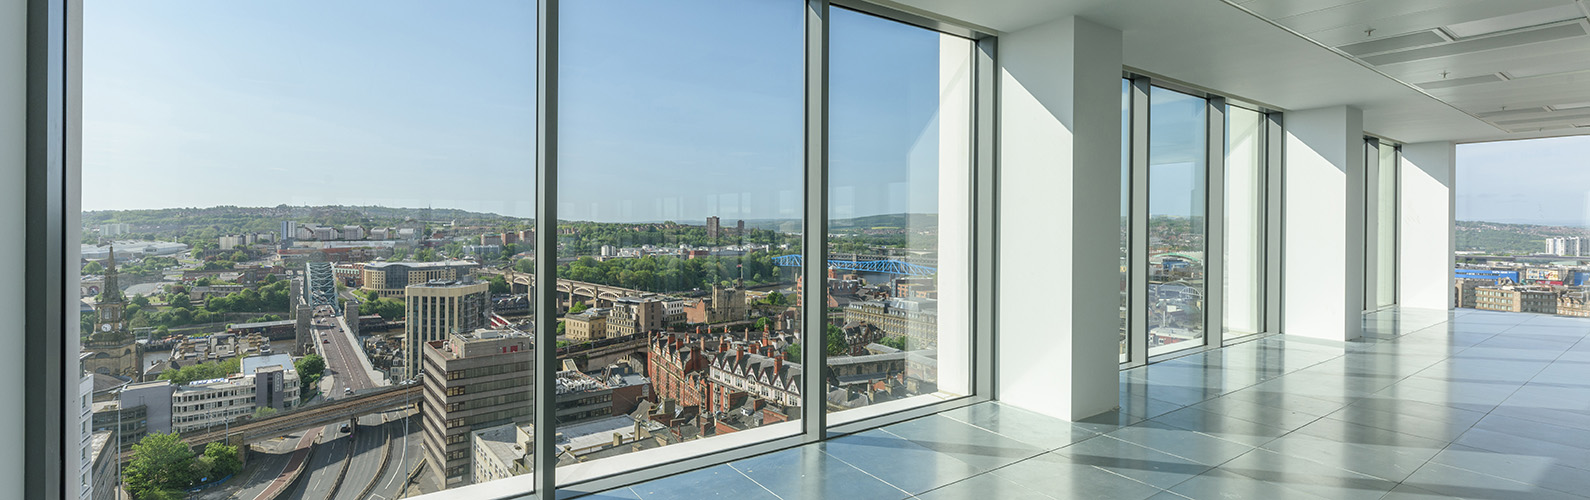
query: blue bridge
[{"left": 772, "top": 254, "right": 937, "bottom": 276}]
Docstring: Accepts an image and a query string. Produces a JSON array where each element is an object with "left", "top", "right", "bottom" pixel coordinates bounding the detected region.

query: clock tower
[
  {"left": 84, "top": 244, "right": 143, "bottom": 380},
  {"left": 95, "top": 245, "right": 127, "bottom": 334}
]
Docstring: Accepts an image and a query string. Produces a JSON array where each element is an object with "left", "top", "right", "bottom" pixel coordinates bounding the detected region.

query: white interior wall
[
  {"left": 1399, "top": 142, "right": 1456, "bottom": 310},
  {"left": 1, "top": 0, "right": 26, "bottom": 496},
  {"left": 1282, "top": 106, "right": 1366, "bottom": 341},
  {"left": 997, "top": 15, "right": 1121, "bottom": 421}
]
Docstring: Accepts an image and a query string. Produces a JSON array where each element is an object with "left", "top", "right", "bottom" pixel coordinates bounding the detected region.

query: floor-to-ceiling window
[
  {"left": 1120, "top": 78, "right": 1132, "bottom": 362},
  {"left": 1376, "top": 141, "right": 1399, "bottom": 309},
  {"left": 80, "top": 1, "right": 537, "bottom": 496},
  {"left": 1146, "top": 87, "right": 1208, "bottom": 356},
  {"left": 1455, "top": 136, "right": 1590, "bottom": 315},
  {"left": 52, "top": 1, "right": 996, "bottom": 498},
  {"left": 1225, "top": 106, "right": 1265, "bottom": 337},
  {"left": 826, "top": 5, "right": 974, "bottom": 416}
]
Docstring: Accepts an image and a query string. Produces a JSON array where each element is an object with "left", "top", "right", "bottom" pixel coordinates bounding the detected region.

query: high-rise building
[
  {"left": 421, "top": 330, "right": 532, "bottom": 486},
  {"left": 736, "top": 219, "right": 744, "bottom": 236},
  {"left": 281, "top": 220, "right": 297, "bottom": 242},
  {"left": 706, "top": 216, "right": 720, "bottom": 240},
  {"left": 403, "top": 280, "right": 491, "bottom": 380}
]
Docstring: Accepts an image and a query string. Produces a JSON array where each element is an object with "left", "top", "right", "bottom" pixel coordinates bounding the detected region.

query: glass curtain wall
[
  {"left": 1225, "top": 106, "right": 1264, "bottom": 337},
  {"left": 1376, "top": 143, "right": 1398, "bottom": 309},
  {"left": 826, "top": 6, "right": 974, "bottom": 414},
  {"left": 557, "top": 0, "right": 804, "bottom": 468},
  {"left": 80, "top": 1, "right": 537, "bottom": 496},
  {"left": 1146, "top": 87, "right": 1209, "bottom": 356}
]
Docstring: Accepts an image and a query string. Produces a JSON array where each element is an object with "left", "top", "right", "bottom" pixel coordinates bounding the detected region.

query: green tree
[
  {"left": 252, "top": 407, "right": 278, "bottom": 420},
  {"left": 784, "top": 343, "right": 802, "bottom": 363},
  {"left": 569, "top": 301, "right": 588, "bottom": 314},
  {"left": 514, "top": 258, "right": 534, "bottom": 273},
  {"left": 202, "top": 442, "right": 243, "bottom": 479},
  {"left": 556, "top": 321, "right": 566, "bottom": 336},
  {"left": 826, "top": 324, "right": 847, "bottom": 356},
  {"left": 124, "top": 433, "right": 195, "bottom": 499},
  {"left": 487, "top": 275, "right": 510, "bottom": 295},
  {"left": 880, "top": 336, "right": 908, "bottom": 351},
  {"left": 763, "top": 291, "right": 789, "bottom": 307},
  {"left": 83, "top": 261, "right": 105, "bottom": 274},
  {"left": 359, "top": 298, "right": 405, "bottom": 321},
  {"left": 295, "top": 354, "right": 325, "bottom": 396}
]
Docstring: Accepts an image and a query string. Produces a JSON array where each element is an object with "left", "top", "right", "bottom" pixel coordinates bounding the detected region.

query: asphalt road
[
  {"left": 316, "top": 310, "right": 375, "bottom": 393},
  {"left": 280, "top": 425, "right": 348, "bottom": 500},
  {"left": 367, "top": 414, "right": 426, "bottom": 500},
  {"left": 332, "top": 419, "right": 390, "bottom": 500}
]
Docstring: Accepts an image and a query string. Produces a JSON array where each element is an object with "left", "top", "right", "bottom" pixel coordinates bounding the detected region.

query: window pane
[
  {"left": 1146, "top": 87, "right": 1207, "bottom": 356},
  {"left": 1376, "top": 143, "right": 1397, "bottom": 308},
  {"left": 827, "top": 7, "right": 973, "bottom": 415},
  {"left": 1225, "top": 106, "right": 1263, "bottom": 336},
  {"left": 82, "top": 1, "right": 535, "bottom": 495},
  {"left": 556, "top": 0, "right": 804, "bottom": 478}
]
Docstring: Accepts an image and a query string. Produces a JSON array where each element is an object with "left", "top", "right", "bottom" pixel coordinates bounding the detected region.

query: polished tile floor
[{"left": 586, "top": 308, "right": 1590, "bottom": 499}]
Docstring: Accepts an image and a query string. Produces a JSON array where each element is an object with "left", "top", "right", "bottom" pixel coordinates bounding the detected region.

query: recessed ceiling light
[{"left": 1443, "top": 4, "right": 1586, "bottom": 39}]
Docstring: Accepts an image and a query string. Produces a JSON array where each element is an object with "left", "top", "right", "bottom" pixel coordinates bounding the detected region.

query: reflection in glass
[
  {"left": 1225, "top": 106, "right": 1263, "bottom": 337},
  {"left": 1146, "top": 87, "right": 1207, "bottom": 356},
  {"left": 827, "top": 7, "right": 973, "bottom": 414}
]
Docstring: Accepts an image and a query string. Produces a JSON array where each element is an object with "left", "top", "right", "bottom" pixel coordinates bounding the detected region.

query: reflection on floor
[{"left": 584, "top": 307, "right": 1590, "bottom": 499}]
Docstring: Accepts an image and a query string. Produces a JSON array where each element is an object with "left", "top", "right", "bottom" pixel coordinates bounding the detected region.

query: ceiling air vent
[
  {"left": 1416, "top": 73, "right": 1505, "bottom": 90},
  {"left": 1362, "top": 21, "right": 1589, "bottom": 66},
  {"left": 1338, "top": 30, "right": 1447, "bottom": 57},
  {"left": 1476, "top": 107, "right": 1550, "bottom": 118},
  {"left": 1495, "top": 111, "right": 1590, "bottom": 126}
]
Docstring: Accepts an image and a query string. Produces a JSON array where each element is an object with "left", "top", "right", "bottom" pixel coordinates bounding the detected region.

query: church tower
[{"left": 84, "top": 244, "right": 143, "bottom": 380}]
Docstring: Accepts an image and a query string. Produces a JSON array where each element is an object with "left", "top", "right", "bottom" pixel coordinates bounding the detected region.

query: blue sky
[
  {"left": 1458, "top": 135, "right": 1590, "bottom": 226},
  {"left": 83, "top": 0, "right": 955, "bottom": 223}
]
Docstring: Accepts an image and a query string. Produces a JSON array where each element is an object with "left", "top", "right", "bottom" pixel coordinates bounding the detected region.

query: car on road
[
  {"left": 344, "top": 387, "right": 352, "bottom": 395},
  {"left": 339, "top": 424, "right": 351, "bottom": 433},
  {"left": 323, "top": 339, "right": 330, "bottom": 344}
]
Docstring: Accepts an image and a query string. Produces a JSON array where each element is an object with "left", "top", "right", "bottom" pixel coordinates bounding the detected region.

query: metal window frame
[
  {"left": 33, "top": 0, "right": 1002, "bottom": 497},
  {"left": 25, "top": 0, "right": 69, "bottom": 498},
  {"left": 1122, "top": 75, "right": 1284, "bottom": 369},
  {"left": 1222, "top": 103, "right": 1269, "bottom": 342}
]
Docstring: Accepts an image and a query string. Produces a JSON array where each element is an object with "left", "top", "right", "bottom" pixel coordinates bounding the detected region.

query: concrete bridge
[
  {"left": 135, "top": 383, "right": 424, "bottom": 459},
  {"left": 481, "top": 270, "right": 648, "bottom": 308}
]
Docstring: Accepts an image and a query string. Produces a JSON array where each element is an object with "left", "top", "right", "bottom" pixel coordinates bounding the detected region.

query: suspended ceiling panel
[
  {"left": 879, "top": 0, "right": 1589, "bottom": 142},
  {"left": 1231, "top": 0, "right": 1590, "bottom": 139}
]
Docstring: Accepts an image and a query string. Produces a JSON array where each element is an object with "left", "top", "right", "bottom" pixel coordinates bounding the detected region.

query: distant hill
[
  {"left": 1457, "top": 220, "right": 1589, "bottom": 255},
  {"left": 83, "top": 205, "right": 526, "bottom": 236}
]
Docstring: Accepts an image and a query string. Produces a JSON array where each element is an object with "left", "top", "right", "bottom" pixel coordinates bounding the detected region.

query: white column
[
  {"left": 0, "top": 0, "right": 24, "bottom": 495},
  {"left": 1282, "top": 106, "right": 1365, "bottom": 341},
  {"left": 997, "top": 16, "right": 1121, "bottom": 420},
  {"left": 1399, "top": 142, "right": 1455, "bottom": 310}
]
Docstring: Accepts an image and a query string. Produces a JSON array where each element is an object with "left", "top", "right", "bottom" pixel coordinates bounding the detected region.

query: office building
[
  {"left": 362, "top": 260, "right": 480, "bottom": 298},
  {"left": 563, "top": 309, "right": 608, "bottom": 342},
  {"left": 421, "top": 330, "right": 533, "bottom": 486},
  {"left": 404, "top": 280, "right": 491, "bottom": 380}
]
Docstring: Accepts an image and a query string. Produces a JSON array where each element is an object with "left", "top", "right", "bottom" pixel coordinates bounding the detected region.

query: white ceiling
[{"left": 878, "top": 0, "right": 1590, "bottom": 144}]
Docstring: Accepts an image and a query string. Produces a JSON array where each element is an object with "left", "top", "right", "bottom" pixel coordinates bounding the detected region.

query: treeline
[{"left": 557, "top": 251, "right": 793, "bottom": 293}]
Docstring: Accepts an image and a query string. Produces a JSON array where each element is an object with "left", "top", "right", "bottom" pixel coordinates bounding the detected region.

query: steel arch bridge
[
  {"left": 771, "top": 255, "right": 937, "bottom": 276},
  {"left": 305, "top": 262, "right": 340, "bottom": 315}
]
